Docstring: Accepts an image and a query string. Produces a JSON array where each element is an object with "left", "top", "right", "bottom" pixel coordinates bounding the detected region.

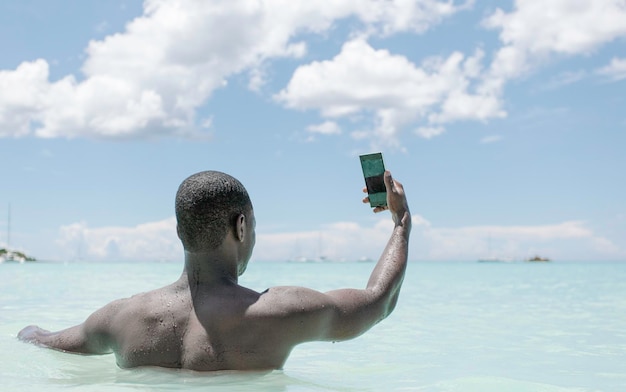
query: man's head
[{"left": 175, "top": 171, "right": 253, "bottom": 254}]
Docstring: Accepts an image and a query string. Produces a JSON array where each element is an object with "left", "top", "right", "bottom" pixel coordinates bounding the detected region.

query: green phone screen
[{"left": 360, "top": 153, "right": 387, "bottom": 207}]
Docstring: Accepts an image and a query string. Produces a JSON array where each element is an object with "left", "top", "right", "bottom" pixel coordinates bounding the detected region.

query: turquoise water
[{"left": 1, "top": 261, "right": 625, "bottom": 391}]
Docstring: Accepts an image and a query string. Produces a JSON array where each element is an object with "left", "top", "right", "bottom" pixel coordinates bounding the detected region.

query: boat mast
[{"left": 6, "top": 203, "right": 10, "bottom": 249}]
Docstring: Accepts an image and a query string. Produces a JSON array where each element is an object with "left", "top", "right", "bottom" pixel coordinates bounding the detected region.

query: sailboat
[
  {"left": 1, "top": 204, "right": 26, "bottom": 263},
  {"left": 287, "top": 232, "right": 329, "bottom": 263},
  {"left": 477, "top": 234, "right": 510, "bottom": 263}
]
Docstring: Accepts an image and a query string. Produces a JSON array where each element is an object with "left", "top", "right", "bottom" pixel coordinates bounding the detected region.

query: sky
[{"left": 1, "top": 0, "right": 625, "bottom": 263}]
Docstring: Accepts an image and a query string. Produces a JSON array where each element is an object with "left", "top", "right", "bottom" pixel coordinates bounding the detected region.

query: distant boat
[
  {"left": 287, "top": 232, "right": 330, "bottom": 263},
  {"left": 526, "top": 255, "right": 551, "bottom": 262},
  {"left": 477, "top": 257, "right": 511, "bottom": 263},
  {"left": 477, "top": 234, "right": 511, "bottom": 263},
  {"left": 1, "top": 204, "right": 34, "bottom": 263},
  {"left": 0, "top": 250, "right": 26, "bottom": 264},
  {"left": 287, "top": 256, "right": 329, "bottom": 263}
]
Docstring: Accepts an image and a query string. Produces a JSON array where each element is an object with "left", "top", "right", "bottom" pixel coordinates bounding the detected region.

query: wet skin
[{"left": 18, "top": 171, "right": 411, "bottom": 371}]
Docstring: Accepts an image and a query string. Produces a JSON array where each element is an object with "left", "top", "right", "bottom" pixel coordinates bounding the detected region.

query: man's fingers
[
  {"left": 363, "top": 171, "right": 395, "bottom": 212},
  {"left": 383, "top": 170, "right": 394, "bottom": 192},
  {"left": 374, "top": 205, "right": 389, "bottom": 213}
]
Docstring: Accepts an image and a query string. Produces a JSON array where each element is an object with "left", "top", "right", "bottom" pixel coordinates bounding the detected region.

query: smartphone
[{"left": 360, "top": 152, "right": 387, "bottom": 207}]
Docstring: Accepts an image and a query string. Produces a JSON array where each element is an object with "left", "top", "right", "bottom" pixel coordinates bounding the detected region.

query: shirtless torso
[
  {"left": 18, "top": 170, "right": 411, "bottom": 371},
  {"left": 108, "top": 281, "right": 295, "bottom": 370}
]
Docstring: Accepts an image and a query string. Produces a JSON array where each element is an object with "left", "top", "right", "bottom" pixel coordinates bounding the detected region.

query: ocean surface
[{"left": 1, "top": 260, "right": 625, "bottom": 391}]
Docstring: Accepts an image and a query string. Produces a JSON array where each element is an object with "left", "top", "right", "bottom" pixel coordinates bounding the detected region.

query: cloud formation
[
  {"left": 54, "top": 215, "right": 623, "bottom": 262},
  {"left": 483, "top": 0, "right": 626, "bottom": 88},
  {"left": 277, "top": 0, "right": 626, "bottom": 146},
  {"left": 276, "top": 41, "right": 503, "bottom": 148},
  {"left": 413, "top": 219, "right": 623, "bottom": 261},
  {"left": 307, "top": 121, "right": 341, "bottom": 135},
  {"left": 2, "top": 0, "right": 625, "bottom": 145},
  {"left": 0, "top": 0, "right": 467, "bottom": 140},
  {"left": 57, "top": 217, "right": 181, "bottom": 262},
  {"left": 596, "top": 58, "right": 626, "bottom": 81}
]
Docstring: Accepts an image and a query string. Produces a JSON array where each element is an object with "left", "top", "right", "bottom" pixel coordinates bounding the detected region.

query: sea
[{"left": 1, "top": 260, "right": 625, "bottom": 391}]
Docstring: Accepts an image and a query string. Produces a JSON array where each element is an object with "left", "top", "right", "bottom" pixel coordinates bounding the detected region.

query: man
[{"left": 18, "top": 169, "right": 411, "bottom": 371}]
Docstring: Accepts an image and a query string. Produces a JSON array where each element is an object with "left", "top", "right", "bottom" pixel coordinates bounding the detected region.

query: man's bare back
[
  {"left": 18, "top": 170, "right": 411, "bottom": 371},
  {"left": 101, "top": 280, "right": 291, "bottom": 370}
]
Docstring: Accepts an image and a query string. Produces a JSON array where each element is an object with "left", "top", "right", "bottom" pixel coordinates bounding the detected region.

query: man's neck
[{"left": 182, "top": 249, "right": 239, "bottom": 287}]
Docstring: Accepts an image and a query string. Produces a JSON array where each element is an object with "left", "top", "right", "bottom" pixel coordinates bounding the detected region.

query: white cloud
[
  {"left": 412, "top": 214, "right": 432, "bottom": 227},
  {"left": 483, "top": 0, "right": 626, "bottom": 83},
  {"left": 415, "top": 126, "right": 445, "bottom": 139},
  {"left": 254, "top": 219, "right": 626, "bottom": 261},
  {"left": 536, "top": 70, "right": 587, "bottom": 91},
  {"left": 0, "top": 0, "right": 466, "bottom": 140},
  {"left": 457, "top": 0, "right": 626, "bottom": 133},
  {"left": 354, "top": 0, "right": 473, "bottom": 36},
  {"left": 596, "top": 57, "right": 626, "bottom": 81},
  {"left": 248, "top": 67, "right": 268, "bottom": 92},
  {"left": 276, "top": 40, "right": 504, "bottom": 147},
  {"left": 447, "top": 221, "right": 593, "bottom": 241},
  {"left": 256, "top": 219, "right": 393, "bottom": 262},
  {"left": 54, "top": 214, "right": 623, "bottom": 262},
  {"left": 257, "top": 217, "right": 623, "bottom": 262},
  {"left": 94, "top": 21, "right": 110, "bottom": 33},
  {"left": 0, "top": 60, "right": 49, "bottom": 138},
  {"left": 56, "top": 217, "right": 181, "bottom": 262},
  {"left": 3, "top": 0, "right": 624, "bottom": 146},
  {"left": 484, "top": 0, "right": 626, "bottom": 56},
  {"left": 53, "top": 213, "right": 427, "bottom": 263},
  {"left": 417, "top": 220, "right": 623, "bottom": 261},
  {"left": 480, "top": 134, "right": 502, "bottom": 144},
  {"left": 307, "top": 121, "right": 342, "bottom": 135}
]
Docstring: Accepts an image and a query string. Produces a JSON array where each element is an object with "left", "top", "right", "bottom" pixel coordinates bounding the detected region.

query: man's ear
[
  {"left": 235, "top": 214, "right": 246, "bottom": 242},
  {"left": 176, "top": 224, "right": 181, "bottom": 240}
]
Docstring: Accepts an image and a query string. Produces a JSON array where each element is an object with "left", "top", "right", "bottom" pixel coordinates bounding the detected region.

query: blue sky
[{"left": 1, "top": 0, "right": 625, "bottom": 263}]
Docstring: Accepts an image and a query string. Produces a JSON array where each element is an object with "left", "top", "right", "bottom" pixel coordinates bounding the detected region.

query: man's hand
[
  {"left": 363, "top": 170, "right": 410, "bottom": 227},
  {"left": 18, "top": 325, "right": 47, "bottom": 345}
]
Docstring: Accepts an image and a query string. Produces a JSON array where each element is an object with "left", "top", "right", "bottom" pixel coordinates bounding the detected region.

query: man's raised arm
[
  {"left": 362, "top": 170, "right": 411, "bottom": 319},
  {"left": 323, "top": 170, "right": 410, "bottom": 339},
  {"left": 258, "top": 171, "right": 411, "bottom": 344}
]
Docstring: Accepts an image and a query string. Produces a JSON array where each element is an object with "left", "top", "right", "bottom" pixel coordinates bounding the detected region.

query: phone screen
[{"left": 360, "top": 153, "right": 387, "bottom": 207}]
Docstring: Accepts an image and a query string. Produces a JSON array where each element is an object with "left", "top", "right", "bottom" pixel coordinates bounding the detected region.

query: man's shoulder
[
  {"left": 250, "top": 286, "right": 334, "bottom": 316},
  {"left": 97, "top": 289, "right": 164, "bottom": 322},
  {"left": 256, "top": 285, "right": 315, "bottom": 301}
]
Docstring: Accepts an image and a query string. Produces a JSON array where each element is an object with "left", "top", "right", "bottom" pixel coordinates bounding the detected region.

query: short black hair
[{"left": 175, "top": 171, "right": 252, "bottom": 251}]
